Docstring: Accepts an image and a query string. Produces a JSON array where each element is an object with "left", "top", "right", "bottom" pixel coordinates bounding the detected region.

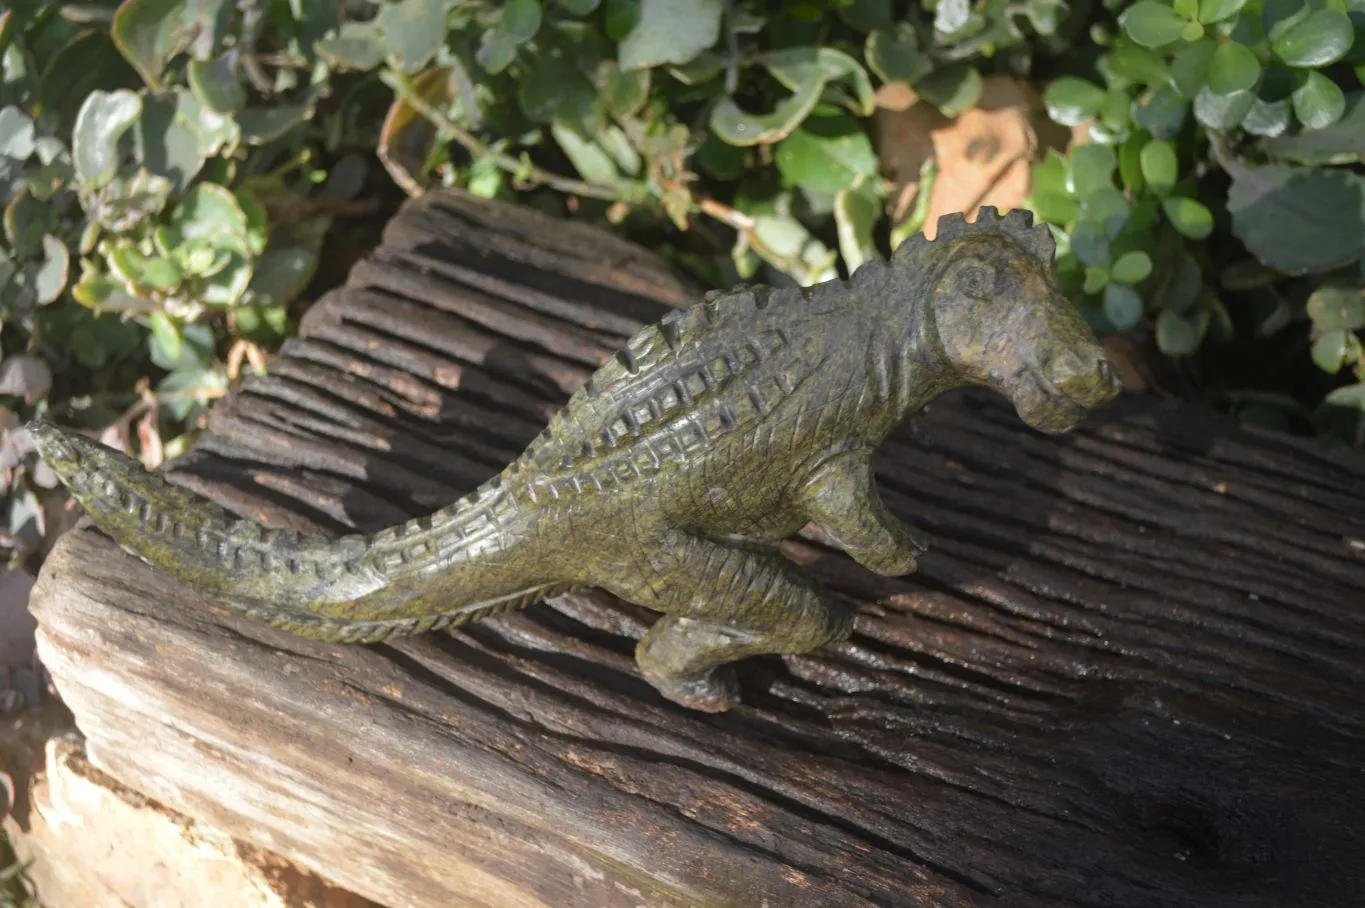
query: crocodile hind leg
[{"left": 612, "top": 533, "right": 853, "bottom": 712}]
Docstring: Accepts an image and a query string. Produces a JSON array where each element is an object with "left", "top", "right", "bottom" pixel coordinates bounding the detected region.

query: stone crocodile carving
[{"left": 30, "top": 208, "right": 1121, "bottom": 711}]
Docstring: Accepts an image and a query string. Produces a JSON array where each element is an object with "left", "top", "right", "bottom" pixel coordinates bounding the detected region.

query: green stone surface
[{"left": 30, "top": 207, "right": 1120, "bottom": 711}]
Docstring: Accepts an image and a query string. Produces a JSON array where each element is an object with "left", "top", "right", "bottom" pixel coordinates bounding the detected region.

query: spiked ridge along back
[{"left": 898, "top": 206, "right": 1057, "bottom": 268}]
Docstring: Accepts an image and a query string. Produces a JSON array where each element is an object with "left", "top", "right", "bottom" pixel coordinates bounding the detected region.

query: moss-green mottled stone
[{"left": 30, "top": 207, "right": 1120, "bottom": 712}]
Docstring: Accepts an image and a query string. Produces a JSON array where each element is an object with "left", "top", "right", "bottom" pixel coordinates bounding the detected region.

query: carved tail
[{"left": 28, "top": 421, "right": 567, "bottom": 643}]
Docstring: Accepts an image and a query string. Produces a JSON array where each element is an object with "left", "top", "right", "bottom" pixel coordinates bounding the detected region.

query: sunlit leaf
[
  {"left": 71, "top": 89, "right": 141, "bottom": 187},
  {"left": 775, "top": 108, "right": 878, "bottom": 193},
  {"left": 618, "top": 0, "right": 724, "bottom": 71},
  {"left": 1271, "top": 9, "right": 1354, "bottom": 67}
]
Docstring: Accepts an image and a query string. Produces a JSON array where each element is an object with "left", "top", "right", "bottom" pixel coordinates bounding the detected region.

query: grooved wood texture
[{"left": 31, "top": 190, "right": 1365, "bottom": 908}]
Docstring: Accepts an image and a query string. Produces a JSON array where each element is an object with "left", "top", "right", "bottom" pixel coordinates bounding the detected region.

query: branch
[{"left": 381, "top": 70, "right": 627, "bottom": 203}]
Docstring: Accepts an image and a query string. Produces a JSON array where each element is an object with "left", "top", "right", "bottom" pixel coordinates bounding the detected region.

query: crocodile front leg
[
  {"left": 612, "top": 532, "right": 853, "bottom": 712},
  {"left": 798, "top": 446, "right": 931, "bottom": 576}
]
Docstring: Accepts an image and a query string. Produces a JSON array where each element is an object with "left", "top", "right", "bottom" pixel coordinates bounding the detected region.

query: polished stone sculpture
[{"left": 30, "top": 207, "right": 1120, "bottom": 711}]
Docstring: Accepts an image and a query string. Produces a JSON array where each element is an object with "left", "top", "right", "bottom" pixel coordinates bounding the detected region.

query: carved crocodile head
[{"left": 923, "top": 207, "right": 1121, "bottom": 434}]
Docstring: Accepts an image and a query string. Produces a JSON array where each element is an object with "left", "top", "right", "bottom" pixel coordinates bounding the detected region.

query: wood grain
[{"left": 30, "top": 190, "right": 1365, "bottom": 908}]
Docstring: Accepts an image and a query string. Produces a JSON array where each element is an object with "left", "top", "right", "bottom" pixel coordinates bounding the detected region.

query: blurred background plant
[{"left": 0, "top": 0, "right": 1361, "bottom": 579}]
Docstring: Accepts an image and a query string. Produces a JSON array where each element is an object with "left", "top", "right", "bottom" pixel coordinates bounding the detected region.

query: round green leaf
[
  {"left": 1071, "top": 220, "right": 1113, "bottom": 267},
  {"left": 1083, "top": 266, "right": 1111, "bottom": 294},
  {"left": 1272, "top": 9, "right": 1354, "bottom": 68},
  {"left": 1227, "top": 163, "right": 1365, "bottom": 274},
  {"left": 476, "top": 27, "right": 519, "bottom": 73},
  {"left": 1206, "top": 295, "right": 1234, "bottom": 343},
  {"left": 1118, "top": 131, "right": 1149, "bottom": 194},
  {"left": 72, "top": 89, "right": 142, "bottom": 188},
  {"left": 1181, "top": 20, "right": 1205, "bottom": 41},
  {"left": 839, "top": 0, "right": 895, "bottom": 32},
  {"left": 235, "top": 302, "right": 290, "bottom": 341},
  {"left": 1174, "top": 0, "right": 1198, "bottom": 20},
  {"left": 1193, "top": 85, "right": 1254, "bottom": 129},
  {"left": 1306, "top": 283, "right": 1365, "bottom": 331},
  {"left": 833, "top": 182, "right": 882, "bottom": 273},
  {"left": 1311, "top": 328, "right": 1350, "bottom": 373},
  {"left": 141, "top": 256, "right": 182, "bottom": 291},
  {"left": 1324, "top": 382, "right": 1365, "bottom": 409},
  {"left": 1121, "top": 1, "right": 1189, "bottom": 48},
  {"left": 187, "top": 54, "right": 245, "bottom": 113},
  {"left": 1031, "top": 150, "right": 1070, "bottom": 198},
  {"left": 1291, "top": 70, "right": 1346, "bottom": 130},
  {"left": 1163, "top": 196, "right": 1214, "bottom": 238},
  {"left": 552, "top": 121, "right": 619, "bottom": 184},
  {"left": 156, "top": 366, "right": 228, "bottom": 422},
  {"left": 695, "top": 133, "right": 748, "bottom": 180},
  {"left": 135, "top": 89, "right": 214, "bottom": 195},
  {"left": 1044, "top": 77, "right": 1106, "bottom": 126},
  {"left": 618, "top": 0, "right": 724, "bottom": 71},
  {"left": 1134, "top": 85, "right": 1189, "bottom": 138},
  {"left": 710, "top": 77, "right": 824, "bottom": 146},
  {"left": 518, "top": 48, "right": 598, "bottom": 131},
  {"left": 1081, "top": 187, "right": 1131, "bottom": 238},
  {"left": 604, "top": 0, "right": 641, "bottom": 40},
  {"left": 865, "top": 24, "right": 932, "bottom": 84},
  {"left": 1266, "top": 0, "right": 1315, "bottom": 44},
  {"left": 1100, "top": 90, "right": 1132, "bottom": 132},
  {"left": 916, "top": 64, "right": 983, "bottom": 117},
  {"left": 1155, "top": 306, "right": 1209, "bottom": 355},
  {"left": 147, "top": 311, "right": 182, "bottom": 367},
  {"left": 1111, "top": 250, "right": 1154, "bottom": 284},
  {"left": 237, "top": 104, "right": 312, "bottom": 145},
  {"left": 1140, "top": 139, "right": 1179, "bottom": 195},
  {"left": 1169, "top": 39, "right": 1216, "bottom": 99},
  {"left": 111, "top": 0, "right": 191, "bottom": 89},
  {"left": 375, "top": 0, "right": 454, "bottom": 72},
  {"left": 775, "top": 110, "right": 878, "bottom": 193},
  {"left": 502, "top": 0, "right": 543, "bottom": 41},
  {"left": 1260, "top": 90, "right": 1365, "bottom": 164},
  {"left": 198, "top": 256, "right": 253, "bottom": 307},
  {"left": 167, "top": 183, "right": 252, "bottom": 255},
  {"left": 1198, "top": 0, "right": 1247, "bottom": 24},
  {"left": 245, "top": 244, "right": 320, "bottom": 309},
  {"left": 0, "top": 107, "right": 35, "bottom": 159},
  {"left": 1157, "top": 250, "right": 1204, "bottom": 314},
  {"left": 1030, "top": 192, "right": 1079, "bottom": 226},
  {"left": 1069, "top": 143, "right": 1117, "bottom": 196},
  {"left": 35, "top": 234, "right": 70, "bottom": 304},
  {"left": 235, "top": 190, "right": 269, "bottom": 257},
  {"left": 1206, "top": 41, "right": 1261, "bottom": 95},
  {"left": 34, "top": 29, "right": 141, "bottom": 134},
  {"left": 316, "top": 21, "right": 386, "bottom": 71},
  {"left": 1243, "top": 95, "right": 1292, "bottom": 137},
  {"left": 1101, "top": 42, "right": 1170, "bottom": 88},
  {"left": 765, "top": 47, "right": 876, "bottom": 118},
  {"left": 1104, "top": 283, "right": 1145, "bottom": 329}
]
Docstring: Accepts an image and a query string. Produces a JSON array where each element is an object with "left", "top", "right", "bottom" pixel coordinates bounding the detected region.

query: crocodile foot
[{"left": 646, "top": 665, "right": 740, "bottom": 713}]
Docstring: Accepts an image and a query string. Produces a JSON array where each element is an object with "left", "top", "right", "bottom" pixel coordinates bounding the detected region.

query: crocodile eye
[{"left": 959, "top": 265, "right": 992, "bottom": 300}]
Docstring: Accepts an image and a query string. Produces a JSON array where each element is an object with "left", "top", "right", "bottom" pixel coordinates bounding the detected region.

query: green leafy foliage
[{"left": 1030, "top": 0, "right": 1363, "bottom": 439}]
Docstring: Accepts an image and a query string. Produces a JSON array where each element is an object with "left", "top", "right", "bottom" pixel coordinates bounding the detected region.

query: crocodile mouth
[
  {"left": 1011, "top": 362, "right": 1119, "bottom": 435},
  {"left": 27, "top": 420, "right": 82, "bottom": 478}
]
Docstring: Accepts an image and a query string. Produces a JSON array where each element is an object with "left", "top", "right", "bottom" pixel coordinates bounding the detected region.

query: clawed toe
[{"left": 645, "top": 666, "right": 740, "bottom": 713}]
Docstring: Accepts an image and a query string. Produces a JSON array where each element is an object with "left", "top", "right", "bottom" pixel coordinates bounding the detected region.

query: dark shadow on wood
[{"left": 29, "top": 189, "right": 1365, "bottom": 908}]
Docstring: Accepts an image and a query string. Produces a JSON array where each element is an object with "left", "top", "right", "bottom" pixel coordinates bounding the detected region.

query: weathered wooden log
[{"left": 30, "top": 190, "right": 1365, "bottom": 908}]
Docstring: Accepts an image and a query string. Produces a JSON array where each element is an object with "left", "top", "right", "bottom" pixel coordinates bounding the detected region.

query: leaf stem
[{"left": 381, "top": 69, "right": 625, "bottom": 202}]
